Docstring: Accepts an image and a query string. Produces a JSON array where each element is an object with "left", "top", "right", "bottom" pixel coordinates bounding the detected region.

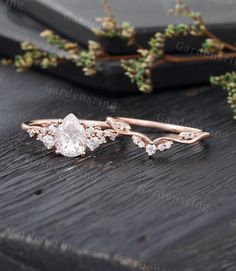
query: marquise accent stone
[
  {"left": 132, "top": 136, "right": 145, "bottom": 148},
  {"left": 158, "top": 141, "right": 173, "bottom": 151},
  {"left": 179, "top": 131, "right": 195, "bottom": 140}
]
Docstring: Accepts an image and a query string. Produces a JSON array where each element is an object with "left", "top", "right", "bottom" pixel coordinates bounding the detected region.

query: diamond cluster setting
[
  {"left": 132, "top": 135, "right": 173, "bottom": 156},
  {"left": 27, "top": 124, "right": 58, "bottom": 150},
  {"left": 132, "top": 136, "right": 145, "bottom": 148},
  {"left": 26, "top": 113, "right": 117, "bottom": 157},
  {"left": 179, "top": 131, "right": 196, "bottom": 140},
  {"left": 112, "top": 120, "right": 131, "bottom": 132}
]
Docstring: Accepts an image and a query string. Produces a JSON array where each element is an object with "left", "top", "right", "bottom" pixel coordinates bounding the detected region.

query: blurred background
[{"left": 1, "top": 1, "right": 236, "bottom": 271}]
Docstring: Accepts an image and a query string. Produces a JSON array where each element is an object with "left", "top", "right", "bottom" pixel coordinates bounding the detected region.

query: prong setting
[
  {"left": 26, "top": 113, "right": 118, "bottom": 157},
  {"left": 23, "top": 116, "right": 210, "bottom": 159},
  {"left": 179, "top": 131, "right": 196, "bottom": 140}
]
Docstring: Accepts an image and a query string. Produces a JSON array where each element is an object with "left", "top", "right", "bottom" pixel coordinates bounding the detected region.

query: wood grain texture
[
  {"left": 0, "top": 233, "right": 136, "bottom": 271},
  {"left": 0, "top": 63, "right": 236, "bottom": 270}
]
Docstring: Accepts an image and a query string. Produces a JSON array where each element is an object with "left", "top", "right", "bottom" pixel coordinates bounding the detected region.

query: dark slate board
[
  {"left": 1, "top": 6, "right": 236, "bottom": 95},
  {"left": 6, "top": 0, "right": 236, "bottom": 54},
  {"left": 0, "top": 62, "right": 236, "bottom": 270}
]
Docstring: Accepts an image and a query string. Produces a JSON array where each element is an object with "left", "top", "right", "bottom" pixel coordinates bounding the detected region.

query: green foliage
[
  {"left": 40, "top": 30, "right": 80, "bottom": 53},
  {"left": 3, "top": 0, "right": 236, "bottom": 120},
  {"left": 74, "top": 41, "right": 105, "bottom": 76},
  {"left": 149, "top": 33, "right": 165, "bottom": 57},
  {"left": 15, "top": 42, "right": 61, "bottom": 72},
  {"left": 165, "top": 24, "right": 190, "bottom": 38},
  {"left": 121, "top": 49, "right": 155, "bottom": 93},
  {"left": 211, "top": 73, "right": 236, "bottom": 119},
  {"left": 94, "top": 17, "right": 135, "bottom": 40},
  {"left": 201, "top": 39, "right": 224, "bottom": 54}
]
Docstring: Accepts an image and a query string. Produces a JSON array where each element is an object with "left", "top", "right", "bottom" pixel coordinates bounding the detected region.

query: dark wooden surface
[
  {"left": 13, "top": 0, "right": 236, "bottom": 54},
  {"left": 0, "top": 62, "right": 236, "bottom": 271},
  {"left": 1, "top": 6, "right": 236, "bottom": 94}
]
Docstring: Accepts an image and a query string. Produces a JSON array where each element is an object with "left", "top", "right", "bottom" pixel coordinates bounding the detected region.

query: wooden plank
[
  {"left": 0, "top": 63, "right": 236, "bottom": 270},
  {"left": 6, "top": 0, "right": 236, "bottom": 54},
  {"left": 1, "top": 6, "right": 236, "bottom": 95}
]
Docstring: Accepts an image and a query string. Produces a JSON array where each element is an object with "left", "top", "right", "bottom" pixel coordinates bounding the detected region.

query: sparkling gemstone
[
  {"left": 114, "top": 121, "right": 131, "bottom": 131},
  {"left": 96, "top": 130, "right": 104, "bottom": 138},
  {"left": 158, "top": 141, "right": 173, "bottom": 152},
  {"left": 110, "top": 133, "right": 117, "bottom": 141},
  {"left": 37, "top": 134, "right": 43, "bottom": 141},
  {"left": 98, "top": 136, "right": 106, "bottom": 144},
  {"left": 132, "top": 136, "right": 145, "bottom": 148},
  {"left": 104, "top": 130, "right": 117, "bottom": 141},
  {"left": 132, "top": 136, "right": 139, "bottom": 145},
  {"left": 42, "top": 135, "right": 55, "bottom": 149},
  {"left": 179, "top": 131, "right": 195, "bottom": 140},
  {"left": 48, "top": 124, "right": 57, "bottom": 135},
  {"left": 55, "top": 113, "right": 87, "bottom": 157},
  {"left": 27, "top": 129, "right": 35, "bottom": 138},
  {"left": 40, "top": 128, "right": 47, "bottom": 135},
  {"left": 146, "top": 144, "right": 157, "bottom": 156},
  {"left": 86, "top": 125, "right": 95, "bottom": 136},
  {"left": 87, "top": 137, "right": 100, "bottom": 151}
]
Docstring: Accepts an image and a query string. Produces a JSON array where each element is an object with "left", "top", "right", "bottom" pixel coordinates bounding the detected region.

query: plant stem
[
  {"left": 204, "top": 29, "right": 236, "bottom": 52},
  {"left": 98, "top": 54, "right": 140, "bottom": 61},
  {"left": 177, "top": 0, "right": 236, "bottom": 52},
  {"left": 163, "top": 52, "right": 236, "bottom": 63},
  {"left": 102, "top": 0, "right": 116, "bottom": 21},
  {"left": 98, "top": 51, "right": 236, "bottom": 64}
]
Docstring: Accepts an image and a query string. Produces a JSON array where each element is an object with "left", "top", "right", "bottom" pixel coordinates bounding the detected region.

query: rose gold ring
[
  {"left": 21, "top": 113, "right": 117, "bottom": 157},
  {"left": 21, "top": 113, "right": 211, "bottom": 157},
  {"left": 106, "top": 117, "right": 211, "bottom": 156}
]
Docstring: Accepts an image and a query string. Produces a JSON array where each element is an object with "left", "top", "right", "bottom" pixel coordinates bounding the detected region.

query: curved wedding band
[{"left": 21, "top": 113, "right": 211, "bottom": 157}]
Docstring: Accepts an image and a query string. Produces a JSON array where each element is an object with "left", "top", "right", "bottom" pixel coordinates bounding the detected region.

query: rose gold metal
[
  {"left": 118, "top": 117, "right": 202, "bottom": 133},
  {"left": 21, "top": 119, "right": 110, "bottom": 131},
  {"left": 21, "top": 115, "right": 211, "bottom": 157},
  {"left": 106, "top": 117, "right": 211, "bottom": 146}
]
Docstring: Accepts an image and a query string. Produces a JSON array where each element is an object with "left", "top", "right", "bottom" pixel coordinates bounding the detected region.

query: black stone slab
[
  {"left": 5, "top": 0, "right": 236, "bottom": 55},
  {"left": 0, "top": 62, "right": 236, "bottom": 271},
  {"left": 1, "top": 6, "right": 236, "bottom": 95}
]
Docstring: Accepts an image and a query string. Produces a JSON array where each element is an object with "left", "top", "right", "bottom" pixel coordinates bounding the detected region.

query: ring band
[
  {"left": 21, "top": 113, "right": 117, "bottom": 157},
  {"left": 107, "top": 117, "right": 211, "bottom": 156},
  {"left": 21, "top": 113, "right": 211, "bottom": 157}
]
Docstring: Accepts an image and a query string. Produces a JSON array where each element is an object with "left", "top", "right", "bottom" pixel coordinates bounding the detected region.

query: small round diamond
[
  {"left": 98, "top": 136, "right": 106, "bottom": 144},
  {"left": 96, "top": 130, "right": 104, "bottom": 138},
  {"left": 87, "top": 137, "right": 100, "bottom": 151},
  {"left": 42, "top": 135, "right": 55, "bottom": 149},
  {"left": 132, "top": 136, "right": 139, "bottom": 145},
  {"left": 114, "top": 121, "right": 131, "bottom": 131},
  {"left": 37, "top": 134, "right": 43, "bottom": 141},
  {"left": 132, "top": 136, "right": 145, "bottom": 148},
  {"left": 179, "top": 131, "right": 195, "bottom": 140},
  {"left": 158, "top": 141, "right": 173, "bottom": 152},
  {"left": 146, "top": 144, "right": 157, "bottom": 156},
  {"left": 104, "top": 130, "right": 117, "bottom": 141},
  {"left": 48, "top": 125, "right": 57, "bottom": 135},
  {"left": 27, "top": 129, "right": 35, "bottom": 138},
  {"left": 86, "top": 125, "right": 95, "bottom": 136},
  {"left": 40, "top": 128, "right": 47, "bottom": 135}
]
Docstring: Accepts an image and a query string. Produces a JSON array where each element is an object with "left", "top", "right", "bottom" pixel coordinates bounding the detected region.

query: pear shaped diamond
[{"left": 55, "top": 113, "right": 87, "bottom": 157}]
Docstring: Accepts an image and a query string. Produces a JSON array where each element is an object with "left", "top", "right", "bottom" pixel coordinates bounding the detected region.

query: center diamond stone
[{"left": 55, "top": 113, "right": 87, "bottom": 157}]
